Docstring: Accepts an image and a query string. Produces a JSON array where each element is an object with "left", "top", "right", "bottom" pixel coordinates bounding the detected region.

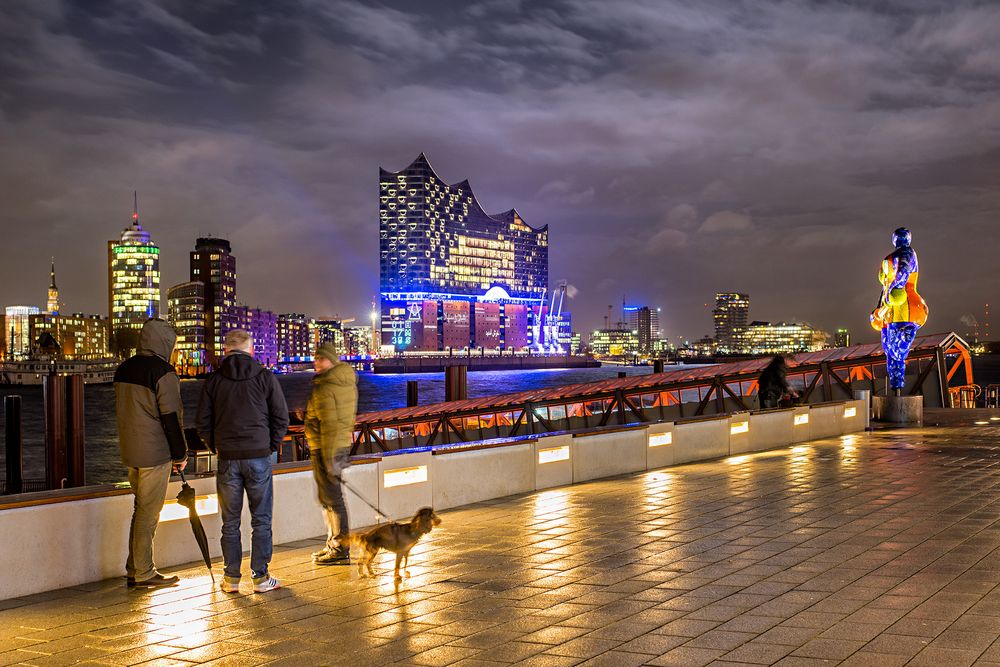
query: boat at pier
[{"left": 0, "top": 358, "right": 117, "bottom": 385}]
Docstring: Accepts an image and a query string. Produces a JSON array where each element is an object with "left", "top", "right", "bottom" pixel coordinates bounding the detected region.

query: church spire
[{"left": 47, "top": 258, "right": 60, "bottom": 315}]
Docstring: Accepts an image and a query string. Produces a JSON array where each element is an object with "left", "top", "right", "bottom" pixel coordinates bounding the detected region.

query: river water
[{"left": 0, "top": 365, "right": 661, "bottom": 485}]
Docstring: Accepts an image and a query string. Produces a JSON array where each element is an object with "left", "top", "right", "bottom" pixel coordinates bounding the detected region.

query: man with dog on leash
[{"left": 306, "top": 342, "right": 358, "bottom": 565}]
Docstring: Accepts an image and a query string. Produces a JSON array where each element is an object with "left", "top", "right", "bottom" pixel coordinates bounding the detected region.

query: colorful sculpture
[{"left": 870, "top": 227, "right": 928, "bottom": 393}]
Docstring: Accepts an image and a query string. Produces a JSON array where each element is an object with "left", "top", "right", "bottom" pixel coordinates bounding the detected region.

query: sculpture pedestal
[{"left": 872, "top": 395, "right": 922, "bottom": 424}]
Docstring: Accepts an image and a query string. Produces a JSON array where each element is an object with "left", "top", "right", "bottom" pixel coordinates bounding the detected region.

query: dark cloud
[{"left": 1, "top": 0, "right": 999, "bottom": 342}]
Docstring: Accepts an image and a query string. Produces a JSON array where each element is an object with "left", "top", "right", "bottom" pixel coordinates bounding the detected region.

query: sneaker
[
  {"left": 220, "top": 576, "right": 240, "bottom": 593},
  {"left": 252, "top": 574, "right": 281, "bottom": 593},
  {"left": 311, "top": 546, "right": 332, "bottom": 560},
  {"left": 131, "top": 574, "right": 179, "bottom": 589},
  {"left": 314, "top": 546, "right": 350, "bottom": 565}
]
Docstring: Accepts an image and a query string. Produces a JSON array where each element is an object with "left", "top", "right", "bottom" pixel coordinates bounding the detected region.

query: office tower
[
  {"left": 379, "top": 153, "right": 548, "bottom": 352},
  {"left": 239, "top": 306, "right": 278, "bottom": 368},
  {"left": 745, "top": 321, "right": 829, "bottom": 354},
  {"left": 277, "top": 313, "right": 314, "bottom": 362},
  {"left": 834, "top": 328, "right": 850, "bottom": 348},
  {"left": 108, "top": 194, "right": 160, "bottom": 355},
  {"left": 167, "top": 281, "right": 207, "bottom": 375},
  {"left": 713, "top": 292, "right": 750, "bottom": 353},
  {"left": 626, "top": 306, "right": 660, "bottom": 355},
  {"left": 190, "top": 237, "right": 237, "bottom": 368}
]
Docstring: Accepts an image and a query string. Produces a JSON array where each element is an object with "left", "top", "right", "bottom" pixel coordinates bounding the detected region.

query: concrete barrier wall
[{"left": 0, "top": 400, "right": 867, "bottom": 600}]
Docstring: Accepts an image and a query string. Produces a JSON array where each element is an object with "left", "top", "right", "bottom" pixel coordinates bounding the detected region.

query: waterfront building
[
  {"left": 167, "top": 281, "right": 207, "bottom": 376},
  {"left": 344, "top": 325, "right": 375, "bottom": 357},
  {"left": 834, "top": 328, "right": 850, "bottom": 348},
  {"left": 0, "top": 314, "right": 5, "bottom": 361},
  {"left": 379, "top": 153, "right": 548, "bottom": 352},
  {"left": 4, "top": 306, "right": 42, "bottom": 360},
  {"left": 108, "top": 196, "right": 160, "bottom": 356},
  {"left": 190, "top": 238, "right": 238, "bottom": 368},
  {"left": 277, "top": 313, "right": 314, "bottom": 363},
  {"left": 238, "top": 306, "right": 278, "bottom": 367},
  {"left": 28, "top": 313, "right": 109, "bottom": 360},
  {"left": 626, "top": 306, "right": 661, "bottom": 355},
  {"left": 315, "top": 319, "right": 346, "bottom": 356},
  {"left": 745, "top": 321, "right": 828, "bottom": 354},
  {"left": 713, "top": 292, "right": 750, "bottom": 354},
  {"left": 47, "top": 261, "right": 60, "bottom": 315},
  {"left": 589, "top": 328, "right": 639, "bottom": 358}
]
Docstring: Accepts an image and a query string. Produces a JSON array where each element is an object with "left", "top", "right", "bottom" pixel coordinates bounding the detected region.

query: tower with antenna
[
  {"left": 108, "top": 191, "right": 161, "bottom": 356},
  {"left": 47, "top": 258, "right": 60, "bottom": 315}
]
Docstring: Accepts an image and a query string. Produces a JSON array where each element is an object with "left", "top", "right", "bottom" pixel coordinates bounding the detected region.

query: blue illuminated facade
[{"left": 379, "top": 154, "right": 549, "bottom": 352}]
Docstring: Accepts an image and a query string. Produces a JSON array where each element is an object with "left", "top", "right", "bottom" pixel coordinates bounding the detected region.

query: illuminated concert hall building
[{"left": 379, "top": 154, "right": 550, "bottom": 352}]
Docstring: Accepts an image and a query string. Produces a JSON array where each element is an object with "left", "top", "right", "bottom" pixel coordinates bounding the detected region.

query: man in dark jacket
[
  {"left": 114, "top": 318, "right": 187, "bottom": 589},
  {"left": 758, "top": 355, "right": 791, "bottom": 409},
  {"left": 196, "top": 329, "right": 289, "bottom": 594}
]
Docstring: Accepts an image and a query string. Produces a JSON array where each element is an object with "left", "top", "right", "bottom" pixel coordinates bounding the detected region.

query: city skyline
[{"left": 2, "top": 1, "right": 999, "bottom": 341}]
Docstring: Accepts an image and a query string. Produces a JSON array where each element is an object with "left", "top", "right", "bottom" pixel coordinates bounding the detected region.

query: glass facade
[
  {"left": 108, "top": 215, "right": 160, "bottom": 354},
  {"left": 4, "top": 306, "right": 42, "bottom": 360},
  {"left": 167, "top": 281, "right": 206, "bottom": 375},
  {"left": 379, "top": 154, "right": 548, "bottom": 351},
  {"left": 745, "top": 321, "right": 829, "bottom": 354},
  {"left": 28, "top": 313, "right": 109, "bottom": 360},
  {"left": 190, "top": 238, "right": 237, "bottom": 368}
]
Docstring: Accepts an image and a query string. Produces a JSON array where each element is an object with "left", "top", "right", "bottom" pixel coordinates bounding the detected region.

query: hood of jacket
[
  {"left": 138, "top": 319, "right": 177, "bottom": 361},
  {"left": 314, "top": 360, "right": 356, "bottom": 388},
  {"left": 220, "top": 351, "right": 265, "bottom": 381}
]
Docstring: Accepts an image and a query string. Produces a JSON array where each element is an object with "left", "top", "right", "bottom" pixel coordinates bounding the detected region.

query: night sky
[{"left": 2, "top": 0, "right": 999, "bottom": 343}]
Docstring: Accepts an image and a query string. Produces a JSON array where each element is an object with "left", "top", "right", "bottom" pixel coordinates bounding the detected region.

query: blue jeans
[{"left": 216, "top": 457, "right": 274, "bottom": 579}]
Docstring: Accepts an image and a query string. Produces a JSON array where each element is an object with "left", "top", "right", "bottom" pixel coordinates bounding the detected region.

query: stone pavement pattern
[{"left": 6, "top": 426, "right": 1000, "bottom": 666}]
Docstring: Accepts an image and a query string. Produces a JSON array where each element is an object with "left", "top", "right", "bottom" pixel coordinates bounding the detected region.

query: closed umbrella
[{"left": 176, "top": 469, "right": 215, "bottom": 582}]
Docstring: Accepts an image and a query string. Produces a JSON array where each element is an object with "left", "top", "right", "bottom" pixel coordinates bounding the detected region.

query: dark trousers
[
  {"left": 312, "top": 448, "right": 350, "bottom": 548},
  {"left": 216, "top": 457, "right": 274, "bottom": 579}
]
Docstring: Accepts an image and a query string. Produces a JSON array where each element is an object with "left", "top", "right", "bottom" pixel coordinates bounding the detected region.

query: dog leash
[{"left": 337, "top": 475, "right": 392, "bottom": 523}]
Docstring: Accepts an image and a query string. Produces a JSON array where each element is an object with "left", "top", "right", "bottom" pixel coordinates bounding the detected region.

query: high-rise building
[
  {"left": 379, "top": 153, "right": 548, "bottom": 352},
  {"left": 713, "top": 292, "right": 750, "bottom": 354},
  {"left": 314, "top": 319, "right": 346, "bottom": 356},
  {"left": 745, "top": 321, "right": 829, "bottom": 354},
  {"left": 167, "top": 281, "right": 207, "bottom": 376},
  {"left": 190, "top": 238, "right": 238, "bottom": 368},
  {"left": 626, "top": 306, "right": 661, "bottom": 355},
  {"left": 108, "top": 195, "right": 160, "bottom": 356},
  {"left": 344, "top": 325, "right": 374, "bottom": 357},
  {"left": 277, "top": 313, "right": 314, "bottom": 363},
  {"left": 4, "top": 306, "right": 41, "bottom": 360},
  {"left": 28, "top": 313, "right": 109, "bottom": 360},
  {"left": 47, "top": 260, "right": 60, "bottom": 315},
  {"left": 834, "top": 328, "right": 850, "bottom": 348}
]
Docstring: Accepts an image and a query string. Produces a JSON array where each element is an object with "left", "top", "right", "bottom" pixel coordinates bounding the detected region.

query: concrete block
[
  {"left": 535, "top": 435, "right": 573, "bottom": 490},
  {"left": 432, "top": 444, "right": 534, "bottom": 510},
  {"left": 809, "top": 404, "right": 842, "bottom": 439},
  {"left": 840, "top": 399, "right": 865, "bottom": 433},
  {"left": 378, "top": 451, "right": 433, "bottom": 520},
  {"left": 749, "top": 409, "right": 795, "bottom": 452},
  {"left": 790, "top": 406, "right": 812, "bottom": 444},
  {"left": 342, "top": 462, "right": 381, "bottom": 529},
  {"left": 728, "top": 413, "right": 752, "bottom": 456},
  {"left": 573, "top": 428, "right": 646, "bottom": 482},
  {"left": 646, "top": 422, "right": 676, "bottom": 470},
  {"left": 873, "top": 395, "right": 923, "bottom": 424},
  {"left": 673, "top": 417, "right": 730, "bottom": 464}
]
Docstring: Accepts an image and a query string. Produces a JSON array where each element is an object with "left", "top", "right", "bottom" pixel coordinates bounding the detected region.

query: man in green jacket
[{"left": 306, "top": 343, "right": 358, "bottom": 565}]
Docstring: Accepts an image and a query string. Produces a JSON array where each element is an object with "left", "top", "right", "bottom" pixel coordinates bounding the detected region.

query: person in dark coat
[
  {"left": 196, "top": 329, "right": 289, "bottom": 594},
  {"left": 757, "top": 355, "right": 791, "bottom": 409},
  {"left": 114, "top": 318, "right": 187, "bottom": 589}
]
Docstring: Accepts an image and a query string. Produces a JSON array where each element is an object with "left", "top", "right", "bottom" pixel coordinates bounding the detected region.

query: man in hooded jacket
[
  {"left": 306, "top": 343, "right": 358, "bottom": 565},
  {"left": 114, "top": 318, "right": 187, "bottom": 589},
  {"left": 196, "top": 329, "right": 288, "bottom": 593}
]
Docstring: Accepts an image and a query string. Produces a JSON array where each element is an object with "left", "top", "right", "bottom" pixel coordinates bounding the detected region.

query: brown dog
[{"left": 350, "top": 507, "right": 441, "bottom": 581}]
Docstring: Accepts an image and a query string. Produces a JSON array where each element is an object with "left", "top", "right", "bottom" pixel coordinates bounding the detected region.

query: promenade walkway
[{"left": 5, "top": 424, "right": 1000, "bottom": 666}]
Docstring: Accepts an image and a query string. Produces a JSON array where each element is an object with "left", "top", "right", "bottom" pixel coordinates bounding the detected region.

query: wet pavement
[{"left": 5, "top": 425, "right": 1000, "bottom": 666}]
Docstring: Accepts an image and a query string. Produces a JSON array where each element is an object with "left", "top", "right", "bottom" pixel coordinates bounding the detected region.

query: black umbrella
[{"left": 176, "top": 469, "right": 215, "bottom": 582}]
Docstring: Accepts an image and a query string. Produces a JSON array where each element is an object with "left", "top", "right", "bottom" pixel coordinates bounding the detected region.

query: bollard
[
  {"left": 406, "top": 380, "right": 419, "bottom": 407},
  {"left": 66, "top": 374, "right": 86, "bottom": 487},
  {"left": 43, "top": 374, "right": 68, "bottom": 490},
  {"left": 653, "top": 360, "right": 664, "bottom": 374},
  {"left": 445, "top": 365, "right": 468, "bottom": 402},
  {"left": 4, "top": 395, "right": 23, "bottom": 494}
]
